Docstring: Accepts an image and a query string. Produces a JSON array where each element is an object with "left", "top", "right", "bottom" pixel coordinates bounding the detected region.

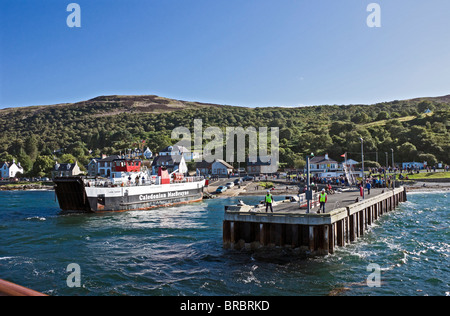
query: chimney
[{"left": 325, "top": 153, "right": 329, "bottom": 160}]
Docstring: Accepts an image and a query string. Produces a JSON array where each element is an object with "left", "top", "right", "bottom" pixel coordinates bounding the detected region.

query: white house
[
  {"left": 309, "top": 154, "right": 340, "bottom": 172},
  {"left": 159, "top": 145, "right": 201, "bottom": 162},
  {"left": 143, "top": 147, "right": 153, "bottom": 159},
  {"left": 0, "top": 160, "right": 24, "bottom": 179},
  {"left": 151, "top": 154, "right": 188, "bottom": 175},
  {"left": 211, "top": 159, "right": 233, "bottom": 176}
]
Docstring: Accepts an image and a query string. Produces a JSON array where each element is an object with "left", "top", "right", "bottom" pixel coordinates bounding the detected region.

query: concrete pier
[{"left": 223, "top": 187, "right": 407, "bottom": 255}]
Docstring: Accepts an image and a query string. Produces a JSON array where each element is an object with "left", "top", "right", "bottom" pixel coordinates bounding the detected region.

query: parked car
[
  {"left": 242, "top": 176, "right": 254, "bottom": 181},
  {"left": 215, "top": 186, "right": 227, "bottom": 193},
  {"left": 225, "top": 182, "right": 234, "bottom": 189},
  {"left": 233, "top": 178, "right": 242, "bottom": 185}
]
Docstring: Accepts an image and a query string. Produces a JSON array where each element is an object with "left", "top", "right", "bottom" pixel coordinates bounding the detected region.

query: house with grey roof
[
  {"left": 52, "top": 161, "right": 82, "bottom": 178},
  {"left": 151, "top": 154, "right": 188, "bottom": 175}
]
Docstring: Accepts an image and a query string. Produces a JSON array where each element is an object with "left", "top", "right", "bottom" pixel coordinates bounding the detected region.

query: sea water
[{"left": 0, "top": 190, "right": 448, "bottom": 296}]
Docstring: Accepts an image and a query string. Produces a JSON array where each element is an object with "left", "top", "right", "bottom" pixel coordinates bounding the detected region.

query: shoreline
[
  {"left": 1, "top": 180, "right": 449, "bottom": 194},
  {"left": 207, "top": 180, "right": 450, "bottom": 199},
  {"left": 0, "top": 184, "right": 54, "bottom": 191}
]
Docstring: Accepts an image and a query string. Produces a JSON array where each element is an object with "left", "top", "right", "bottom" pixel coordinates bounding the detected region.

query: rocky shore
[{"left": 0, "top": 183, "right": 53, "bottom": 191}]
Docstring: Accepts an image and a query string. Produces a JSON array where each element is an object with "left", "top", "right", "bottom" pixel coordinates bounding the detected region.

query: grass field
[{"left": 401, "top": 171, "right": 450, "bottom": 180}]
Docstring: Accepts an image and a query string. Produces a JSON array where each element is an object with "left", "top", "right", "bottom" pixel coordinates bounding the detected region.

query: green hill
[{"left": 0, "top": 94, "right": 449, "bottom": 176}]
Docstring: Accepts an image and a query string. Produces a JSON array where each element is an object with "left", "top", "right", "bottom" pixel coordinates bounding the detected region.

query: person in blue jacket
[{"left": 366, "top": 181, "right": 371, "bottom": 195}]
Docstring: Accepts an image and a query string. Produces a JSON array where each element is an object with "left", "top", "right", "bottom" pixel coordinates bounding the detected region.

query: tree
[
  {"left": 24, "top": 135, "right": 38, "bottom": 161},
  {"left": 418, "top": 100, "right": 435, "bottom": 113},
  {"left": 0, "top": 152, "right": 16, "bottom": 163},
  {"left": 293, "top": 157, "right": 306, "bottom": 169},
  {"left": 59, "top": 154, "right": 77, "bottom": 164},
  {"left": 17, "top": 151, "right": 33, "bottom": 174},
  {"left": 376, "top": 111, "right": 390, "bottom": 121},
  {"left": 351, "top": 113, "right": 369, "bottom": 124},
  {"left": 397, "top": 142, "right": 418, "bottom": 162},
  {"left": 329, "top": 121, "right": 355, "bottom": 136},
  {"left": 418, "top": 153, "right": 437, "bottom": 166},
  {"left": 32, "top": 155, "right": 55, "bottom": 177}
]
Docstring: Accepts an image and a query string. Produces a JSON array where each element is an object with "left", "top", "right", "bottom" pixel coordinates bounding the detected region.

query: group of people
[
  {"left": 264, "top": 187, "right": 329, "bottom": 214},
  {"left": 127, "top": 174, "right": 146, "bottom": 186}
]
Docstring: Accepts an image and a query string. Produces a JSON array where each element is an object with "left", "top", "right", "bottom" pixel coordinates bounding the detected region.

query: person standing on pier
[
  {"left": 366, "top": 181, "right": 371, "bottom": 195},
  {"left": 265, "top": 191, "right": 273, "bottom": 213},
  {"left": 319, "top": 189, "right": 327, "bottom": 213}
]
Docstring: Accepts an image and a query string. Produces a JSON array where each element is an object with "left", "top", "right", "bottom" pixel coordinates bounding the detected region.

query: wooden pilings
[{"left": 223, "top": 187, "right": 407, "bottom": 256}]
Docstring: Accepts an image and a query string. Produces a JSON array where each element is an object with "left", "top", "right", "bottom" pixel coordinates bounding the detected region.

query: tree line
[{"left": 0, "top": 96, "right": 448, "bottom": 177}]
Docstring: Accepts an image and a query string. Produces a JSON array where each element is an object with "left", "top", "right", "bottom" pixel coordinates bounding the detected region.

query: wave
[
  {"left": 407, "top": 190, "right": 449, "bottom": 195},
  {"left": 25, "top": 216, "right": 46, "bottom": 221}
]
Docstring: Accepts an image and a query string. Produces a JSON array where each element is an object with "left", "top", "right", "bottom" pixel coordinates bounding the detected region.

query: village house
[
  {"left": 88, "top": 155, "right": 121, "bottom": 177},
  {"left": 0, "top": 160, "right": 24, "bottom": 179},
  {"left": 52, "top": 161, "right": 82, "bottom": 178},
  {"left": 159, "top": 145, "right": 200, "bottom": 162},
  {"left": 87, "top": 158, "right": 99, "bottom": 176},
  {"left": 194, "top": 159, "right": 234, "bottom": 176},
  {"left": 143, "top": 147, "right": 153, "bottom": 159},
  {"left": 246, "top": 156, "right": 277, "bottom": 175},
  {"left": 211, "top": 159, "right": 233, "bottom": 176},
  {"left": 195, "top": 160, "right": 213, "bottom": 176},
  {"left": 308, "top": 154, "right": 344, "bottom": 177},
  {"left": 151, "top": 154, "right": 188, "bottom": 175}
]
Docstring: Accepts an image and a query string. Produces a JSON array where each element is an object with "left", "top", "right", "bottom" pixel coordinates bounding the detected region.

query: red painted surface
[{"left": 113, "top": 159, "right": 142, "bottom": 172}]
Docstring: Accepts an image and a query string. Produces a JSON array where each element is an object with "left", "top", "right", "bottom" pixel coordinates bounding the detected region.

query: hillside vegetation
[{"left": 0, "top": 94, "right": 449, "bottom": 177}]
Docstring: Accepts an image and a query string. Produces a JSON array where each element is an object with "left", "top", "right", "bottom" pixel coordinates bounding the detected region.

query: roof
[
  {"left": 53, "top": 162, "right": 77, "bottom": 171},
  {"left": 98, "top": 155, "right": 121, "bottom": 162},
  {"left": 247, "top": 156, "right": 272, "bottom": 166},
  {"left": 310, "top": 155, "right": 338, "bottom": 164},
  {"left": 1, "top": 161, "right": 21, "bottom": 169},
  {"left": 161, "top": 145, "right": 190, "bottom": 153},
  {"left": 195, "top": 160, "right": 213, "bottom": 168},
  {"left": 151, "top": 155, "right": 184, "bottom": 166},
  {"left": 213, "top": 159, "right": 233, "bottom": 169}
]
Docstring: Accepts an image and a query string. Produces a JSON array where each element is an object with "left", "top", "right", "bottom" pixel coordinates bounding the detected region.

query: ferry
[{"left": 53, "top": 157, "right": 205, "bottom": 214}]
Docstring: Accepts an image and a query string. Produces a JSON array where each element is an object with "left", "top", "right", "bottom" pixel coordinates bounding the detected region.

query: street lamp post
[
  {"left": 385, "top": 152, "right": 388, "bottom": 188},
  {"left": 391, "top": 148, "right": 395, "bottom": 170},
  {"left": 305, "top": 153, "right": 314, "bottom": 213},
  {"left": 360, "top": 138, "right": 365, "bottom": 200},
  {"left": 391, "top": 148, "right": 395, "bottom": 189}
]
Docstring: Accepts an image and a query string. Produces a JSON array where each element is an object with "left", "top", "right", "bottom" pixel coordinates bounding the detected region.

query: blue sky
[{"left": 1, "top": 0, "right": 450, "bottom": 108}]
